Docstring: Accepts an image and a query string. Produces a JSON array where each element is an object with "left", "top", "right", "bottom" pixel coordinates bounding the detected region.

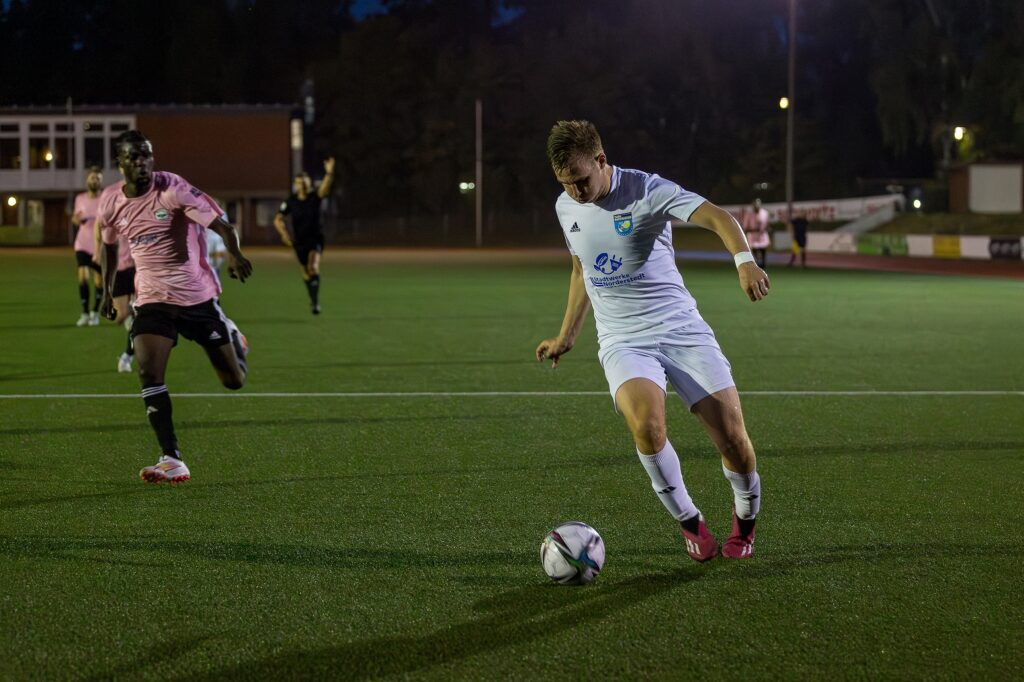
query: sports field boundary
[{"left": 0, "top": 390, "right": 1020, "bottom": 399}]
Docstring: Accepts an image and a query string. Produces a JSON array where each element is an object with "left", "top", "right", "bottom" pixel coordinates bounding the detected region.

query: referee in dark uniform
[{"left": 274, "top": 157, "right": 335, "bottom": 314}]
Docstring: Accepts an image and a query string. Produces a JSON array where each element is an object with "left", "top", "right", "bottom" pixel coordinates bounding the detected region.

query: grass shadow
[{"left": 174, "top": 568, "right": 701, "bottom": 681}]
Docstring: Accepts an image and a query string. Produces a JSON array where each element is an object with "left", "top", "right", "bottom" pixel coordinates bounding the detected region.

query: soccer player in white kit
[{"left": 536, "top": 121, "right": 770, "bottom": 561}]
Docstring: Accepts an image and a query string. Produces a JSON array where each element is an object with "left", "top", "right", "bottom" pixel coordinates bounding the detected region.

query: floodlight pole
[
  {"left": 475, "top": 98, "right": 483, "bottom": 248},
  {"left": 785, "top": 0, "right": 796, "bottom": 222}
]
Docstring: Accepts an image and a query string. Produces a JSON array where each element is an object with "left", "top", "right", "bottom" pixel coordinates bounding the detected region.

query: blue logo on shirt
[
  {"left": 594, "top": 252, "right": 623, "bottom": 275},
  {"left": 613, "top": 212, "right": 634, "bottom": 236}
]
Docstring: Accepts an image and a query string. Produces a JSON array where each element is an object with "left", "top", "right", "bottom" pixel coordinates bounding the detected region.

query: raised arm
[
  {"left": 535, "top": 256, "right": 592, "bottom": 368},
  {"left": 689, "top": 201, "right": 771, "bottom": 302},
  {"left": 318, "top": 157, "right": 335, "bottom": 199}
]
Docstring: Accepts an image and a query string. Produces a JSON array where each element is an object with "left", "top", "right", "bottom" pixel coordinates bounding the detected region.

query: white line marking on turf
[{"left": 0, "top": 390, "right": 1021, "bottom": 399}]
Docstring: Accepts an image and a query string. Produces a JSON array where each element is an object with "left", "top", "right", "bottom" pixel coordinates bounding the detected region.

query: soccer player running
[
  {"left": 98, "top": 130, "right": 253, "bottom": 484},
  {"left": 273, "top": 158, "right": 335, "bottom": 315},
  {"left": 535, "top": 121, "right": 770, "bottom": 562},
  {"left": 71, "top": 167, "right": 105, "bottom": 326}
]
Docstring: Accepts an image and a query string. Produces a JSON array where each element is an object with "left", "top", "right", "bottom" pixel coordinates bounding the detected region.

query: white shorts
[{"left": 598, "top": 335, "right": 735, "bottom": 411}]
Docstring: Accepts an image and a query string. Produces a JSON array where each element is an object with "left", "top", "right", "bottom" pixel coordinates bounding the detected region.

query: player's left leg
[
  {"left": 89, "top": 267, "right": 103, "bottom": 324},
  {"left": 305, "top": 247, "right": 322, "bottom": 314},
  {"left": 113, "top": 294, "right": 134, "bottom": 373},
  {"left": 186, "top": 299, "right": 247, "bottom": 388},
  {"left": 692, "top": 387, "right": 760, "bottom": 558}
]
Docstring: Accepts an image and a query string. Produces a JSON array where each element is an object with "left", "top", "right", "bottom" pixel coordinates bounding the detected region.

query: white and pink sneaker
[{"left": 139, "top": 455, "right": 191, "bottom": 484}]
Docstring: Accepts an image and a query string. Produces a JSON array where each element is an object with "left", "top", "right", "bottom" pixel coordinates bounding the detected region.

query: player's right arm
[
  {"left": 273, "top": 204, "right": 293, "bottom": 247},
  {"left": 535, "top": 256, "right": 591, "bottom": 369}
]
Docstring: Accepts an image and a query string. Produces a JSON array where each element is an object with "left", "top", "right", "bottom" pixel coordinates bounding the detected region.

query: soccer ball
[{"left": 540, "top": 521, "right": 605, "bottom": 585}]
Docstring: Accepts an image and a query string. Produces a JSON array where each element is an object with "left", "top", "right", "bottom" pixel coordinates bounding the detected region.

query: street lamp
[
  {"left": 779, "top": 97, "right": 789, "bottom": 110},
  {"left": 785, "top": 0, "right": 796, "bottom": 222},
  {"left": 6, "top": 196, "right": 16, "bottom": 207},
  {"left": 953, "top": 126, "right": 965, "bottom": 141}
]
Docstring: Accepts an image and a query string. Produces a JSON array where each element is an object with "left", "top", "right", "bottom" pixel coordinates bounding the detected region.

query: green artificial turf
[{"left": 1, "top": 249, "right": 1022, "bottom": 680}]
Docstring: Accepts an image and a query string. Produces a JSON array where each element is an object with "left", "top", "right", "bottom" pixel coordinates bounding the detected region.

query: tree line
[{"left": 2, "top": 0, "right": 1020, "bottom": 218}]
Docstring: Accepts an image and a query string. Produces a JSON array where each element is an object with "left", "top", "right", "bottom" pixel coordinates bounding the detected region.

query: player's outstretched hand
[
  {"left": 228, "top": 253, "right": 253, "bottom": 283},
  {"left": 99, "top": 294, "right": 116, "bottom": 321},
  {"left": 536, "top": 336, "right": 573, "bottom": 369},
  {"left": 738, "top": 262, "right": 770, "bottom": 302}
]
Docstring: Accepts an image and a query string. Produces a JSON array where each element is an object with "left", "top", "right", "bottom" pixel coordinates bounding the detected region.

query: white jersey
[{"left": 556, "top": 166, "right": 709, "bottom": 347}]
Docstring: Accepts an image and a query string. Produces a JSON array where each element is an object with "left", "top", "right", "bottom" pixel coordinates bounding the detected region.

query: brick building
[{"left": 0, "top": 104, "right": 297, "bottom": 246}]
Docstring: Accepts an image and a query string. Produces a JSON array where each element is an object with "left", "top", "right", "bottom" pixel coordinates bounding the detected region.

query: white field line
[{"left": 0, "top": 390, "right": 1021, "bottom": 399}]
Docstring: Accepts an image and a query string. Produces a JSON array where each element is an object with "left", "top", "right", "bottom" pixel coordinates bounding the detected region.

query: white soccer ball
[{"left": 540, "top": 521, "right": 605, "bottom": 585}]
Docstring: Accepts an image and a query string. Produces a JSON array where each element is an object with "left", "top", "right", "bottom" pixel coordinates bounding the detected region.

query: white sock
[
  {"left": 637, "top": 441, "right": 700, "bottom": 522},
  {"left": 722, "top": 463, "right": 761, "bottom": 520}
]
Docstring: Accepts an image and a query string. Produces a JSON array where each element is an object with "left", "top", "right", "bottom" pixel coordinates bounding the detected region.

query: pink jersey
[
  {"left": 115, "top": 231, "right": 135, "bottom": 272},
  {"left": 99, "top": 172, "right": 223, "bottom": 307},
  {"left": 72, "top": 192, "right": 102, "bottom": 253}
]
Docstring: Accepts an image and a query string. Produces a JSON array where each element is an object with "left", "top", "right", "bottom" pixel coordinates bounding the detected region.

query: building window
[
  {"left": 26, "top": 199, "right": 43, "bottom": 228},
  {"left": 0, "top": 138, "right": 19, "bottom": 170},
  {"left": 54, "top": 136, "right": 74, "bottom": 169},
  {"left": 1, "top": 196, "right": 18, "bottom": 225},
  {"left": 29, "top": 137, "right": 51, "bottom": 169},
  {"left": 84, "top": 136, "right": 105, "bottom": 169}
]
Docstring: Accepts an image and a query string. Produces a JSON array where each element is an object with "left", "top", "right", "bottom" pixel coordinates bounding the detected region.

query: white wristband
[{"left": 734, "top": 251, "right": 755, "bottom": 268}]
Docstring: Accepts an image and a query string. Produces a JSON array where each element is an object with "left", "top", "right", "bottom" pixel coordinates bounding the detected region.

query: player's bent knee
[{"left": 629, "top": 417, "right": 666, "bottom": 453}]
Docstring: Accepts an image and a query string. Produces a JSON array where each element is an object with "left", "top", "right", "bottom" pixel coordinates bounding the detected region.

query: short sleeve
[
  {"left": 554, "top": 200, "right": 577, "bottom": 256},
  {"left": 278, "top": 199, "right": 291, "bottom": 216},
  {"left": 98, "top": 195, "right": 119, "bottom": 245},
  {"left": 647, "top": 176, "right": 706, "bottom": 223},
  {"left": 169, "top": 175, "right": 221, "bottom": 228}
]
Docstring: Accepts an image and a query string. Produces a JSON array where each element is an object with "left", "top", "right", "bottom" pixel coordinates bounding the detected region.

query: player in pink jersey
[
  {"left": 98, "top": 130, "right": 253, "bottom": 484},
  {"left": 70, "top": 167, "right": 104, "bottom": 326}
]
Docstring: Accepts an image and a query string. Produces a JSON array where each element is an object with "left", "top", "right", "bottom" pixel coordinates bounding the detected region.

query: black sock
[
  {"left": 92, "top": 287, "right": 102, "bottom": 312},
  {"left": 305, "top": 275, "right": 320, "bottom": 306},
  {"left": 125, "top": 332, "right": 134, "bottom": 357},
  {"left": 79, "top": 283, "right": 90, "bottom": 313},
  {"left": 141, "top": 384, "right": 178, "bottom": 456},
  {"left": 680, "top": 515, "right": 701, "bottom": 535}
]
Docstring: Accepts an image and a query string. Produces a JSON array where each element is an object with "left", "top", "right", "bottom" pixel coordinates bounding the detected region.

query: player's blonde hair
[{"left": 546, "top": 120, "right": 604, "bottom": 172}]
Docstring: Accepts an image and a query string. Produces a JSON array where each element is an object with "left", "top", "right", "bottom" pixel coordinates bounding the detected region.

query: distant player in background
[
  {"left": 535, "top": 120, "right": 769, "bottom": 562},
  {"left": 99, "top": 130, "right": 253, "bottom": 484},
  {"left": 205, "top": 224, "right": 228, "bottom": 285},
  {"left": 71, "top": 167, "right": 104, "bottom": 326},
  {"left": 742, "top": 198, "right": 771, "bottom": 269},
  {"left": 787, "top": 211, "right": 808, "bottom": 268},
  {"left": 274, "top": 157, "right": 335, "bottom": 314},
  {"left": 93, "top": 219, "right": 137, "bottom": 373}
]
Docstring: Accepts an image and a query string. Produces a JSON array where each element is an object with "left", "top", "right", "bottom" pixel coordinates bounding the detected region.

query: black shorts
[
  {"left": 794, "top": 231, "right": 807, "bottom": 248},
  {"left": 132, "top": 299, "right": 231, "bottom": 349},
  {"left": 112, "top": 267, "right": 136, "bottom": 298},
  {"left": 75, "top": 250, "right": 101, "bottom": 272},
  {"left": 293, "top": 235, "right": 324, "bottom": 267}
]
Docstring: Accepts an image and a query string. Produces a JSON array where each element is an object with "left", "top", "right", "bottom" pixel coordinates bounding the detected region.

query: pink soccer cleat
[
  {"left": 680, "top": 515, "right": 719, "bottom": 563},
  {"left": 139, "top": 455, "right": 191, "bottom": 484},
  {"left": 722, "top": 509, "right": 756, "bottom": 559}
]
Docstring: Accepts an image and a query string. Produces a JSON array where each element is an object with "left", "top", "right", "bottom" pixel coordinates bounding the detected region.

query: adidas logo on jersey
[
  {"left": 209, "top": 331, "right": 222, "bottom": 341},
  {"left": 569, "top": 222, "right": 581, "bottom": 233}
]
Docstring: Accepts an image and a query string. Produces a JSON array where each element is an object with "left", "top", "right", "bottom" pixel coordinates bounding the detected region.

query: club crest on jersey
[
  {"left": 613, "top": 212, "right": 634, "bottom": 236},
  {"left": 594, "top": 252, "right": 623, "bottom": 275},
  {"left": 153, "top": 208, "right": 170, "bottom": 221}
]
